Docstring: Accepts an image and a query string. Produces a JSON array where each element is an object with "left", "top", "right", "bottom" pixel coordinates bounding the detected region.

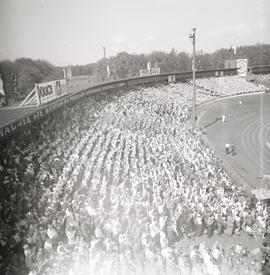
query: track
[
  {"left": 241, "top": 109, "right": 270, "bottom": 175},
  {"left": 198, "top": 92, "right": 270, "bottom": 189}
]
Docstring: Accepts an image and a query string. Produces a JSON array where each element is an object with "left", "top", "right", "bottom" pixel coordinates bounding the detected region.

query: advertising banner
[
  {"left": 236, "top": 59, "right": 248, "bottom": 76},
  {"left": 36, "top": 81, "right": 61, "bottom": 105}
]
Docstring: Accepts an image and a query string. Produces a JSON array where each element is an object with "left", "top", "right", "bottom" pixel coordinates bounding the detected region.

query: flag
[
  {"left": 234, "top": 45, "right": 237, "bottom": 55},
  {"left": 106, "top": 65, "right": 110, "bottom": 79}
]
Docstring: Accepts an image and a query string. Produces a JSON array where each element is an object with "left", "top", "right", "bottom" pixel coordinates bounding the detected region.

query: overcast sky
[{"left": 0, "top": 0, "right": 269, "bottom": 65}]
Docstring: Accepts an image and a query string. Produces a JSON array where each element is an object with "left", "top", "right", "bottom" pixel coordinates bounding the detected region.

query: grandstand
[{"left": 1, "top": 71, "right": 270, "bottom": 275}]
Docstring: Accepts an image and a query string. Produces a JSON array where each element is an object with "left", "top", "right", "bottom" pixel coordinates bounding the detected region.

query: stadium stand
[
  {"left": 255, "top": 74, "right": 270, "bottom": 83},
  {"left": 0, "top": 77, "right": 270, "bottom": 275},
  {"left": 195, "top": 75, "right": 266, "bottom": 97}
]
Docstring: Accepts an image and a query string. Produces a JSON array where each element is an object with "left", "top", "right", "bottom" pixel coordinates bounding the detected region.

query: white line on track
[
  {"left": 266, "top": 127, "right": 270, "bottom": 148},
  {"left": 241, "top": 110, "right": 270, "bottom": 175}
]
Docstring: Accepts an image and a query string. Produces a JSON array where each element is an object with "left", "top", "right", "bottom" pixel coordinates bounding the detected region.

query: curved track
[
  {"left": 198, "top": 92, "right": 270, "bottom": 189},
  {"left": 241, "top": 109, "right": 270, "bottom": 174}
]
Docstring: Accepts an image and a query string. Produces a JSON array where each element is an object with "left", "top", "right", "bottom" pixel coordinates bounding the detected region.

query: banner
[
  {"left": 236, "top": 59, "right": 248, "bottom": 76},
  {"left": 0, "top": 75, "right": 5, "bottom": 96},
  {"left": 168, "top": 75, "right": 176, "bottom": 83},
  {"left": 36, "top": 81, "right": 61, "bottom": 105},
  {"left": 63, "top": 67, "right": 72, "bottom": 86},
  {"left": 0, "top": 75, "right": 5, "bottom": 106},
  {"left": 106, "top": 65, "right": 110, "bottom": 79}
]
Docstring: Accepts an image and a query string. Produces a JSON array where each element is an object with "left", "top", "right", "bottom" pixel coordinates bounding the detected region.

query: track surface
[{"left": 198, "top": 92, "right": 270, "bottom": 189}]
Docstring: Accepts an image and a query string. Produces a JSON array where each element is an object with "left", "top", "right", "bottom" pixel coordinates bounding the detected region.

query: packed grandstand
[{"left": 0, "top": 75, "right": 270, "bottom": 275}]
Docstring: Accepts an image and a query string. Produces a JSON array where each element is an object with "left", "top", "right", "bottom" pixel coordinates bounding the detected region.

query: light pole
[{"left": 189, "top": 28, "right": 196, "bottom": 130}]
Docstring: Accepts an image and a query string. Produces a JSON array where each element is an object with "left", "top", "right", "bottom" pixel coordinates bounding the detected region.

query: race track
[{"left": 198, "top": 92, "right": 270, "bottom": 189}]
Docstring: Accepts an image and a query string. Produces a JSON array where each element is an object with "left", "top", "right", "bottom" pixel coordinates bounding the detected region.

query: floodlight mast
[{"left": 189, "top": 28, "right": 196, "bottom": 130}]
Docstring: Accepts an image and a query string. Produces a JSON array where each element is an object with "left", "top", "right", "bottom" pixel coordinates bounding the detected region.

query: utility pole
[{"left": 189, "top": 28, "right": 196, "bottom": 130}]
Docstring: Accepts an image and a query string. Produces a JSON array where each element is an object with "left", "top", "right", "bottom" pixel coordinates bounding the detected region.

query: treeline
[
  {"left": 93, "top": 44, "right": 270, "bottom": 81},
  {"left": 0, "top": 58, "right": 63, "bottom": 103},
  {"left": 1, "top": 44, "right": 270, "bottom": 103}
]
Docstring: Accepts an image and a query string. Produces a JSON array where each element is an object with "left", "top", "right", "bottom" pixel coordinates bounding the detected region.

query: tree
[
  {"left": 177, "top": 52, "right": 191, "bottom": 72},
  {"left": 0, "top": 60, "right": 16, "bottom": 103},
  {"left": 1, "top": 43, "right": 270, "bottom": 103}
]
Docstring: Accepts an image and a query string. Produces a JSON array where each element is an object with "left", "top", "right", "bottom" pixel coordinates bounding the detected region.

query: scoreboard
[{"left": 225, "top": 59, "right": 248, "bottom": 76}]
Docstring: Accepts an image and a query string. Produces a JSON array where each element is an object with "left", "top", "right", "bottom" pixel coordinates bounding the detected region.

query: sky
[{"left": 0, "top": 0, "right": 269, "bottom": 65}]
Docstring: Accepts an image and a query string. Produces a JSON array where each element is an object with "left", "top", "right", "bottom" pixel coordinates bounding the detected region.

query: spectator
[{"left": 0, "top": 81, "right": 268, "bottom": 275}]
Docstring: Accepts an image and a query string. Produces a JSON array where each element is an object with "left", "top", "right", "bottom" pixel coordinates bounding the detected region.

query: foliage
[
  {"left": 71, "top": 63, "right": 95, "bottom": 76},
  {"left": 0, "top": 58, "right": 63, "bottom": 103},
  {"left": 0, "top": 60, "right": 17, "bottom": 104},
  {"left": 1, "top": 44, "right": 270, "bottom": 104}
]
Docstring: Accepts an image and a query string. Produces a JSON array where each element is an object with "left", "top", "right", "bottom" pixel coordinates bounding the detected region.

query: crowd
[
  {"left": 195, "top": 75, "right": 266, "bottom": 97},
  {"left": 255, "top": 74, "right": 270, "bottom": 84},
  {"left": 0, "top": 77, "right": 269, "bottom": 275}
]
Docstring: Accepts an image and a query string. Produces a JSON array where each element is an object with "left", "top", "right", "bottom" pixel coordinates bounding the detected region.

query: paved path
[{"left": 198, "top": 92, "right": 270, "bottom": 189}]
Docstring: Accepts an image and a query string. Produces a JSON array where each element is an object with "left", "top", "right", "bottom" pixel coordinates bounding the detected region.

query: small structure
[
  {"left": 168, "top": 75, "right": 176, "bottom": 83},
  {"left": 139, "top": 62, "right": 160, "bottom": 77},
  {"left": 224, "top": 59, "right": 249, "bottom": 77}
]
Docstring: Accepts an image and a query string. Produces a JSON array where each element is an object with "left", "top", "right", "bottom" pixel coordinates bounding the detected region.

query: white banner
[
  {"left": 36, "top": 81, "right": 62, "bottom": 105},
  {"left": 168, "top": 75, "right": 176, "bottom": 83},
  {"left": 0, "top": 75, "right": 5, "bottom": 96},
  {"left": 236, "top": 59, "right": 248, "bottom": 76},
  {"left": 63, "top": 67, "right": 72, "bottom": 86}
]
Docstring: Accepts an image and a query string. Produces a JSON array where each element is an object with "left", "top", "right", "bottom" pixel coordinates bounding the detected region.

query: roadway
[{"left": 198, "top": 92, "right": 270, "bottom": 189}]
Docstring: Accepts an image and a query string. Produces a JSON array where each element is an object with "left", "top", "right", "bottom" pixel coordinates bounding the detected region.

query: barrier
[
  {"left": 20, "top": 80, "right": 63, "bottom": 107},
  {"left": 19, "top": 87, "right": 38, "bottom": 107},
  {"left": 0, "top": 68, "right": 237, "bottom": 139}
]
